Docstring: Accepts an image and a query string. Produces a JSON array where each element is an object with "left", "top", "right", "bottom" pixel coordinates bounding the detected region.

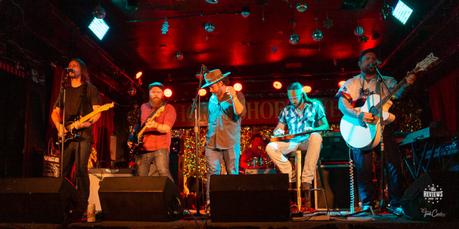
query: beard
[
  {"left": 362, "top": 65, "right": 376, "bottom": 75},
  {"left": 150, "top": 97, "right": 163, "bottom": 108}
]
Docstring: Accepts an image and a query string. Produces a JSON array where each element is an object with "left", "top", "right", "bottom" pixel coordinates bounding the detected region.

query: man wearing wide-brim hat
[{"left": 202, "top": 69, "right": 246, "bottom": 206}]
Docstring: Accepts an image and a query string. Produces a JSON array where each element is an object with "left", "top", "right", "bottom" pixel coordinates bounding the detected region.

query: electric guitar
[
  {"left": 270, "top": 129, "right": 327, "bottom": 142},
  {"left": 340, "top": 53, "right": 439, "bottom": 150},
  {"left": 128, "top": 105, "right": 165, "bottom": 155},
  {"left": 57, "top": 102, "right": 115, "bottom": 144}
]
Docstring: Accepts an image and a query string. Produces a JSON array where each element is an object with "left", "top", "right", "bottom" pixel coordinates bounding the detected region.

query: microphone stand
[
  {"left": 188, "top": 65, "right": 206, "bottom": 217},
  {"left": 374, "top": 65, "right": 390, "bottom": 211},
  {"left": 59, "top": 70, "right": 69, "bottom": 178}
]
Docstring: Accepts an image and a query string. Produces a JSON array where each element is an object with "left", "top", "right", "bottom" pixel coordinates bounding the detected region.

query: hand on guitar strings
[
  {"left": 273, "top": 128, "right": 285, "bottom": 136},
  {"left": 359, "top": 112, "right": 379, "bottom": 124},
  {"left": 145, "top": 119, "right": 159, "bottom": 129},
  {"left": 72, "top": 120, "right": 92, "bottom": 130}
]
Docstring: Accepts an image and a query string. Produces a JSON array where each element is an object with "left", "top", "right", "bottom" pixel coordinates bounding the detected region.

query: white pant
[{"left": 266, "top": 133, "right": 322, "bottom": 184}]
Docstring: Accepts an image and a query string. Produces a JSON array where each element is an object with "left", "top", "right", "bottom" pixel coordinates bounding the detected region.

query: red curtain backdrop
[{"left": 429, "top": 67, "right": 459, "bottom": 135}]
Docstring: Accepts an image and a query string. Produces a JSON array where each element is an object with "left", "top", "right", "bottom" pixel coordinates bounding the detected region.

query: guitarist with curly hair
[
  {"left": 51, "top": 58, "right": 102, "bottom": 218},
  {"left": 128, "top": 82, "right": 176, "bottom": 181}
]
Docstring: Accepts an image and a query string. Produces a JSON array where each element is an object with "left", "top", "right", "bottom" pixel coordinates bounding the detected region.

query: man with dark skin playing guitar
[
  {"left": 51, "top": 58, "right": 101, "bottom": 218},
  {"left": 266, "top": 82, "right": 329, "bottom": 192},
  {"left": 336, "top": 48, "right": 416, "bottom": 214},
  {"left": 128, "top": 82, "right": 176, "bottom": 181}
]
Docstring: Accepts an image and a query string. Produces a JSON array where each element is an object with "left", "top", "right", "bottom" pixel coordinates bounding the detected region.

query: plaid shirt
[{"left": 278, "top": 99, "right": 326, "bottom": 143}]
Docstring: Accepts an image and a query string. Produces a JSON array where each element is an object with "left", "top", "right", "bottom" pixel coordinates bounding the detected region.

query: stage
[{"left": 2, "top": 212, "right": 459, "bottom": 229}]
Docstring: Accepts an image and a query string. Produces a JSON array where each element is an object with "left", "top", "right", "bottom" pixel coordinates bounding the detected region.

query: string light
[
  {"left": 273, "top": 81, "right": 282, "bottom": 90},
  {"left": 233, "top": 83, "right": 243, "bottom": 91},
  {"left": 198, "top": 88, "right": 207, "bottom": 96},
  {"left": 164, "top": 88, "right": 173, "bottom": 97}
]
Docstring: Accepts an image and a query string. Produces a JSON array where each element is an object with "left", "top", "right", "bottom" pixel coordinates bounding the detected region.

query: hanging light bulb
[
  {"left": 296, "top": 2, "right": 308, "bottom": 13},
  {"left": 312, "top": 29, "right": 324, "bottom": 41},
  {"left": 241, "top": 6, "right": 250, "bottom": 18},
  {"left": 204, "top": 22, "right": 216, "bottom": 33},
  {"left": 289, "top": 33, "right": 300, "bottom": 45}
]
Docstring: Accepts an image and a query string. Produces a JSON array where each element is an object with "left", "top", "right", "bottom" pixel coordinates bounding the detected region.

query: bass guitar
[
  {"left": 339, "top": 53, "right": 439, "bottom": 150},
  {"left": 128, "top": 105, "right": 165, "bottom": 155}
]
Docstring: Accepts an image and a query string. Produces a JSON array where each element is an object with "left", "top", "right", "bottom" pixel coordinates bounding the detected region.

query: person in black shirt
[{"left": 51, "top": 58, "right": 101, "bottom": 214}]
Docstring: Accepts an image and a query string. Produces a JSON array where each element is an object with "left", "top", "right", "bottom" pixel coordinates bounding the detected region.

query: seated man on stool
[{"left": 266, "top": 82, "right": 329, "bottom": 199}]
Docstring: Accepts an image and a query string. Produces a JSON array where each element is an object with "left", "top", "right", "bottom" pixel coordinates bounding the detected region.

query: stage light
[
  {"left": 273, "top": 81, "right": 282, "bottom": 90},
  {"left": 135, "top": 71, "right": 143, "bottom": 79},
  {"left": 312, "top": 29, "right": 324, "bottom": 42},
  {"left": 296, "top": 2, "right": 308, "bottom": 13},
  {"left": 233, "top": 83, "right": 242, "bottom": 92},
  {"left": 92, "top": 5, "right": 106, "bottom": 19},
  {"left": 88, "top": 18, "right": 109, "bottom": 40},
  {"left": 164, "top": 88, "right": 173, "bottom": 98},
  {"left": 204, "top": 22, "right": 216, "bottom": 33},
  {"left": 289, "top": 33, "right": 300, "bottom": 45},
  {"left": 161, "top": 18, "right": 169, "bottom": 35},
  {"left": 241, "top": 6, "right": 250, "bottom": 18},
  {"left": 303, "top": 85, "right": 312, "bottom": 93},
  {"left": 392, "top": 0, "right": 413, "bottom": 25},
  {"left": 338, "top": 80, "right": 346, "bottom": 88},
  {"left": 198, "top": 88, "right": 207, "bottom": 97}
]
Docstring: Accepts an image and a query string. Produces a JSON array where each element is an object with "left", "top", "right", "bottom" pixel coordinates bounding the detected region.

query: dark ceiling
[{"left": 3, "top": 0, "right": 458, "bottom": 102}]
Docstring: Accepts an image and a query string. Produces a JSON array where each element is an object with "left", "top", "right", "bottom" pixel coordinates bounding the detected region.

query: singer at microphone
[{"left": 64, "top": 68, "right": 74, "bottom": 73}]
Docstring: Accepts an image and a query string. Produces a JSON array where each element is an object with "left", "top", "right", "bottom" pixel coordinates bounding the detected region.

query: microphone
[{"left": 64, "top": 68, "right": 74, "bottom": 73}]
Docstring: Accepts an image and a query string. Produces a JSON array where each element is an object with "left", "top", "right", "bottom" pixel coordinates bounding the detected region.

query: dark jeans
[
  {"left": 62, "top": 139, "right": 91, "bottom": 209},
  {"left": 352, "top": 128, "right": 403, "bottom": 207}
]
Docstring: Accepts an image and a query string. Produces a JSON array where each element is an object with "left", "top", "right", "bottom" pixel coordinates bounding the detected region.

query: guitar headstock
[
  {"left": 413, "top": 53, "right": 440, "bottom": 73},
  {"left": 99, "top": 102, "right": 115, "bottom": 111}
]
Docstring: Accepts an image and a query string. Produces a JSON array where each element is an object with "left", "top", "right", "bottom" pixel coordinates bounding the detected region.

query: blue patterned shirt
[{"left": 278, "top": 99, "right": 326, "bottom": 143}]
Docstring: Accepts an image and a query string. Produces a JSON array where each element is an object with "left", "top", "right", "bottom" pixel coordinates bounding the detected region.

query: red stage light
[
  {"left": 273, "top": 81, "right": 282, "bottom": 90},
  {"left": 164, "top": 88, "right": 173, "bottom": 98},
  {"left": 233, "top": 83, "right": 243, "bottom": 91}
]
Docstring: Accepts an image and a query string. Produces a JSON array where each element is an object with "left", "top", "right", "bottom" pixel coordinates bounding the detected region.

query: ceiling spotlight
[
  {"left": 296, "top": 2, "right": 308, "bottom": 13},
  {"left": 241, "top": 6, "right": 250, "bottom": 18},
  {"left": 289, "top": 33, "right": 300, "bottom": 45},
  {"left": 175, "top": 51, "right": 184, "bottom": 61},
  {"left": 206, "top": 0, "right": 218, "bottom": 4},
  {"left": 92, "top": 5, "right": 106, "bottom": 19},
  {"left": 204, "top": 22, "right": 216, "bottom": 33},
  {"left": 312, "top": 29, "right": 324, "bottom": 41}
]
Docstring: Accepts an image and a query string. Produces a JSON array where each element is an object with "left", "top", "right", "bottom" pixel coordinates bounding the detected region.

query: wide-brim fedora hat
[{"left": 201, "top": 69, "right": 231, "bottom": 88}]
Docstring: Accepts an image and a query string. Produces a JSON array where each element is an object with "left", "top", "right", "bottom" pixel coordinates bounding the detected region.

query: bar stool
[{"left": 293, "top": 150, "right": 329, "bottom": 214}]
